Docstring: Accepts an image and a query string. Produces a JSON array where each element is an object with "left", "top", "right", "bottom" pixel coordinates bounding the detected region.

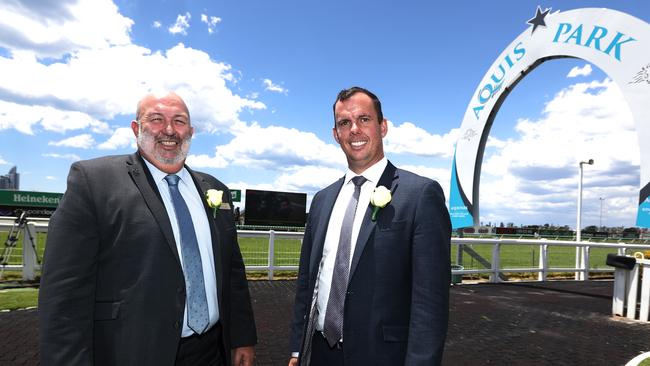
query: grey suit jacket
[
  {"left": 291, "top": 161, "right": 451, "bottom": 366},
  {"left": 39, "top": 153, "right": 256, "bottom": 366}
]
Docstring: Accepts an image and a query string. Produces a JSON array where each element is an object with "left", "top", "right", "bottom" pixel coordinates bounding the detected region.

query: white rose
[
  {"left": 206, "top": 189, "right": 223, "bottom": 209},
  {"left": 370, "top": 186, "right": 392, "bottom": 208},
  {"left": 370, "top": 186, "right": 392, "bottom": 221}
]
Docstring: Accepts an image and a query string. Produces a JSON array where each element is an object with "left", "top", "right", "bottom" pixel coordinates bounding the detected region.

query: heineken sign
[{"left": 0, "top": 190, "right": 63, "bottom": 217}]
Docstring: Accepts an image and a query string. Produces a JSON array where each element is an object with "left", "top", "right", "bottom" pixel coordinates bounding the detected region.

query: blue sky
[{"left": 0, "top": 0, "right": 648, "bottom": 228}]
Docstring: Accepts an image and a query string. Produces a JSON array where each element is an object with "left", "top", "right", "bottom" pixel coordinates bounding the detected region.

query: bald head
[{"left": 136, "top": 91, "right": 190, "bottom": 122}]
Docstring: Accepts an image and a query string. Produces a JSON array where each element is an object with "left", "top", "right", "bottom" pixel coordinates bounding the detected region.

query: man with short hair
[
  {"left": 289, "top": 87, "right": 451, "bottom": 366},
  {"left": 39, "top": 91, "right": 257, "bottom": 366}
]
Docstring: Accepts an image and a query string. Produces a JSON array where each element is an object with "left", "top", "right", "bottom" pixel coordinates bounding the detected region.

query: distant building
[{"left": 0, "top": 166, "right": 19, "bottom": 190}]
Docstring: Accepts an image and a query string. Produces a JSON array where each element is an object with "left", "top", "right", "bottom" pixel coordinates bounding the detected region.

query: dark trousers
[
  {"left": 175, "top": 323, "right": 225, "bottom": 366},
  {"left": 309, "top": 331, "right": 344, "bottom": 366}
]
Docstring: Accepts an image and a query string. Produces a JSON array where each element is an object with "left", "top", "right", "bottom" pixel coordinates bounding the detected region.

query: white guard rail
[{"left": 3, "top": 219, "right": 650, "bottom": 281}]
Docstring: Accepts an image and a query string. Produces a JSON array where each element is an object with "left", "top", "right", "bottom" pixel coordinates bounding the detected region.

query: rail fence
[{"left": 3, "top": 218, "right": 650, "bottom": 281}]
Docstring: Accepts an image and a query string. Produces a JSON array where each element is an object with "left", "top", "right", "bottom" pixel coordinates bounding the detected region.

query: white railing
[
  {"left": 3, "top": 219, "right": 650, "bottom": 281},
  {"left": 452, "top": 237, "right": 650, "bottom": 283}
]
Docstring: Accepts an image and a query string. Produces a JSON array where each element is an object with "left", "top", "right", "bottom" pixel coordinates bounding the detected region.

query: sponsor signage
[
  {"left": 0, "top": 190, "right": 63, "bottom": 217},
  {"left": 450, "top": 7, "right": 650, "bottom": 228},
  {"left": 230, "top": 189, "right": 241, "bottom": 202}
]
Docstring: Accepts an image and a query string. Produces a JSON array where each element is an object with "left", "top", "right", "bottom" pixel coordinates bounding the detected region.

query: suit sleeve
[
  {"left": 225, "top": 189, "right": 258, "bottom": 348},
  {"left": 405, "top": 180, "right": 451, "bottom": 366},
  {"left": 39, "top": 162, "right": 100, "bottom": 365},
  {"left": 289, "top": 193, "right": 317, "bottom": 353}
]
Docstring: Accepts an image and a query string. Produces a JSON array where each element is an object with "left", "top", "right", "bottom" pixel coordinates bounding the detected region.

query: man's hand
[
  {"left": 288, "top": 356, "right": 299, "bottom": 366},
  {"left": 232, "top": 346, "right": 255, "bottom": 366}
]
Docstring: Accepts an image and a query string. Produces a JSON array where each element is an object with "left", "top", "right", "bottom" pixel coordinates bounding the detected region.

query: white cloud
[
  {"left": 274, "top": 166, "right": 344, "bottom": 193},
  {"left": 567, "top": 64, "right": 593, "bottom": 78},
  {"left": 480, "top": 78, "right": 639, "bottom": 227},
  {"left": 0, "top": 100, "right": 109, "bottom": 135},
  {"left": 49, "top": 134, "right": 95, "bottom": 149},
  {"left": 42, "top": 153, "right": 81, "bottom": 161},
  {"left": 384, "top": 121, "right": 459, "bottom": 158},
  {"left": 214, "top": 122, "right": 345, "bottom": 169},
  {"left": 152, "top": 20, "right": 161, "bottom": 29},
  {"left": 0, "top": 42, "right": 265, "bottom": 134},
  {"left": 0, "top": 0, "right": 133, "bottom": 58},
  {"left": 0, "top": 156, "right": 8, "bottom": 165},
  {"left": 200, "top": 14, "right": 221, "bottom": 34},
  {"left": 97, "top": 127, "right": 135, "bottom": 150},
  {"left": 263, "top": 79, "right": 288, "bottom": 94},
  {"left": 168, "top": 12, "right": 191, "bottom": 35},
  {"left": 46, "top": 176, "right": 57, "bottom": 181},
  {"left": 186, "top": 153, "right": 228, "bottom": 169}
]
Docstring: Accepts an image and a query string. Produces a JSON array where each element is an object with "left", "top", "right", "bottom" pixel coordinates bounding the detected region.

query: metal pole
[
  {"left": 575, "top": 159, "right": 593, "bottom": 281},
  {"left": 576, "top": 163, "right": 583, "bottom": 280},
  {"left": 599, "top": 197, "right": 605, "bottom": 230}
]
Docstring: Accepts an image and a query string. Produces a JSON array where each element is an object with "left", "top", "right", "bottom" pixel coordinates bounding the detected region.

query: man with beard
[{"left": 39, "top": 92, "right": 257, "bottom": 366}]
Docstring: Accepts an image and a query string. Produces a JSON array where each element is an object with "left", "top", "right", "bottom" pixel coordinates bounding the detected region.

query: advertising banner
[{"left": 450, "top": 7, "right": 650, "bottom": 228}]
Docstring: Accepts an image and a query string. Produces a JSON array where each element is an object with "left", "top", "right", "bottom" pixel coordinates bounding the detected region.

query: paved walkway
[{"left": 1, "top": 280, "right": 649, "bottom": 365}]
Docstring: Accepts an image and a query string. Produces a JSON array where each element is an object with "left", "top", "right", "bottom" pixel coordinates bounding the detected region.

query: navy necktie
[
  {"left": 324, "top": 175, "right": 367, "bottom": 347},
  {"left": 165, "top": 174, "right": 209, "bottom": 334}
]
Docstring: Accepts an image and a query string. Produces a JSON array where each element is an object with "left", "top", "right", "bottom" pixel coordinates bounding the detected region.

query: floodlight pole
[
  {"left": 599, "top": 197, "right": 605, "bottom": 230},
  {"left": 575, "top": 159, "right": 594, "bottom": 280}
]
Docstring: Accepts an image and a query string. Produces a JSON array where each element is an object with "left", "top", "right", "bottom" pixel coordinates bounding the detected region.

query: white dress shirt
[
  {"left": 316, "top": 157, "right": 388, "bottom": 332},
  {"left": 143, "top": 159, "right": 220, "bottom": 337}
]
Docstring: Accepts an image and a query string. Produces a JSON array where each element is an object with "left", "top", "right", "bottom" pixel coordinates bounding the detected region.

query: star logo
[{"left": 527, "top": 6, "right": 551, "bottom": 35}]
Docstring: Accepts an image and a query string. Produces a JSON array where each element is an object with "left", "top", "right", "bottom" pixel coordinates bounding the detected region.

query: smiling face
[
  {"left": 332, "top": 92, "right": 387, "bottom": 174},
  {"left": 131, "top": 92, "right": 193, "bottom": 174}
]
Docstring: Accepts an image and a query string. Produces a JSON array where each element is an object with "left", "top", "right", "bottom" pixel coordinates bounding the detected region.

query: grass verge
[{"left": 0, "top": 288, "right": 38, "bottom": 311}]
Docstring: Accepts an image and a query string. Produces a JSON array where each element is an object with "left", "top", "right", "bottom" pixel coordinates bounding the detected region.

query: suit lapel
[
  {"left": 126, "top": 153, "right": 181, "bottom": 265},
  {"left": 349, "top": 161, "right": 398, "bottom": 281},
  {"left": 308, "top": 177, "right": 345, "bottom": 278},
  {"left": 186, "top": 167, "right": 224, "bottom": 308}
]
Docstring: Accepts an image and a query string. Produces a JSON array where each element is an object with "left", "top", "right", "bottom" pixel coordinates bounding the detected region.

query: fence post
[
  {"left": 22, "top": 223, "right": 37, "bottom": 281},
  {"left": 583, "top": 245, "right": 590, "bottom": 281},
  {"left": 640, "top": 262, "right": 650, "bottom": 321},
  {"left": 490, "top": 243, "right": 500, "bottom": 283},
  {"left": 268, "top": 230, "right": 275, "bottom": 280},
  {"left": 626, "top": 263, "right": 640, "bottom": 320},
  {"left": 538, "top": 244, "right": 548, "bottom": 282}
]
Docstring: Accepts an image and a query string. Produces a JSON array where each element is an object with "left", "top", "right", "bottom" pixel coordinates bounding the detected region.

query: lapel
[
  {"left": 349, "top": 161, "right": 398, "bottom": 281},
  {"left": 308, "top": 177, "right": 345, "bottom": 279},
  {"left": 186, "top": 167, "right": 224, "bottom": 306},
  {"left": 126, "top": 153, "right": 180, "bottom": 265}
]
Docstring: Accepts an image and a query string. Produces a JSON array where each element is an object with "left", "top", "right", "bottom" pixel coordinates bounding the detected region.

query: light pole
[
  {"left": 599, "top": 197, "right": 606, "bottom": 230},
  {"left": 576, "top": 159, "right": 594, "bottom": 280}
]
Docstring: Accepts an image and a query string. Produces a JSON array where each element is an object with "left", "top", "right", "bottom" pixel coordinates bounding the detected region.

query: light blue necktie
[{"left": 165, "top": 174, "right": 210, "bottom": 334}]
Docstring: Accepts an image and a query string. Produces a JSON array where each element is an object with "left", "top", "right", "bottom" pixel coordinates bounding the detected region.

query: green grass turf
[{"left": 0, "top": 287, "right": 39, "bottom": 310}]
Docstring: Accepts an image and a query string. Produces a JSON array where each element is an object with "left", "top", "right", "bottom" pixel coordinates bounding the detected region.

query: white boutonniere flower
[
  {"left": 369, "top": 185, "right": 391, "bottom": 221},
  {"left": 206, "top": 189, "right": 223, "bottom": 218}
]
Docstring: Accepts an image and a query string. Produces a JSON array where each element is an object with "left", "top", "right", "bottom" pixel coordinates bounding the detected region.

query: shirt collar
[
  {"left": 141, "top": 158, "right": 190, "bottom": 185},
  {"left": 344, "top": 157, "right": 387, "bottom": 186}
]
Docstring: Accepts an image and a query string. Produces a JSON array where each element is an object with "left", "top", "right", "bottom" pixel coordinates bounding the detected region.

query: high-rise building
[{"left": 0, "top": 166, "right": 19, "bottom": 190}]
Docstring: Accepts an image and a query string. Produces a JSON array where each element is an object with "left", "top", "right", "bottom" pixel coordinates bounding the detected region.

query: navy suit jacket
[
  {"left": 39, "top": 153, "right": 256, "bottom": 366},
  {"left": 290, "top": 161, "right": 451, "bottom": 365}
]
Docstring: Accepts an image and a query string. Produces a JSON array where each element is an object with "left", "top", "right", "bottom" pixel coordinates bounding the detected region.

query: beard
[{"left": 137, "top": 126, "right": 191, "bottom": 166}]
